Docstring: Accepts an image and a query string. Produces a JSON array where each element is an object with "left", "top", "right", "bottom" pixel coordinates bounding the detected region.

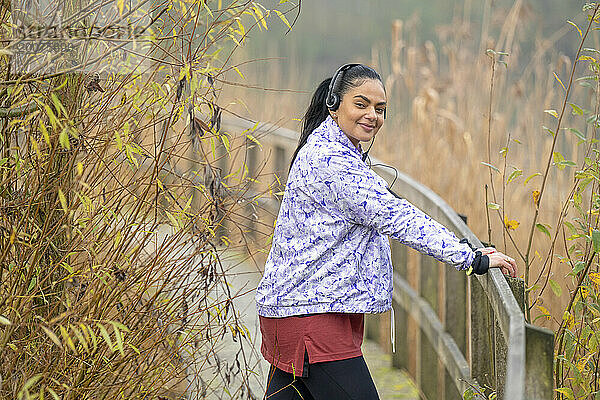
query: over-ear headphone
[
  {"left": 326, "top": 63, "right": 360, "bottom": 111},
  {"left": 326, "top": 63, "right": 387, "bottom": 120}
]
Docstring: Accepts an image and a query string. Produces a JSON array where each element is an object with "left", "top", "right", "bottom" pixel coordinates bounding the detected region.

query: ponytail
[{"left": 289, "top": 78, "right": 331, "bottom": 170}]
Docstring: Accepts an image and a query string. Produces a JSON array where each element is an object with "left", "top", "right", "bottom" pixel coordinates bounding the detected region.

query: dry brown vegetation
[{"left": 0, "top": 0, "right": 297, "bottom": 399}]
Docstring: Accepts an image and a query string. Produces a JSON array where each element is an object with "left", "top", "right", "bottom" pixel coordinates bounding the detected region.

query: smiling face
[{"left": 330, "top": 79, "right": 387, "bottom": 148}]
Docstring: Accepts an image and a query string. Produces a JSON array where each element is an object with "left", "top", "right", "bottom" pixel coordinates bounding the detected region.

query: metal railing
[{"left": 220, "top": 115, "right": 554, "bottom": 400}]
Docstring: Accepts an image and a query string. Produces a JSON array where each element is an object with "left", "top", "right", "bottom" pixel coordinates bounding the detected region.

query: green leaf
[
  {"left": 165, "top": 211, "right": 180, "bottom": 229},
  {"left": 524, "top": 173, "right": 542, "bottom": 184},
  {"left": 71, "top": 325, "right": 88, "bottom": 353},
  {"left": 97, "top": 323, "right": 114, "bottom": 352},
  {"left": 110, "top": 322, "right": 125, "bottom": 356},
  {"left": 59, "top": 127, "right": 70, "bottom": 149},
  {"left": 569, "top": 102, "right": 585, "bottom": 115},
  {"left": 46, "top": 387, "right": 60, "bottom": 400},
  {"left": 543, "top": 126, "right": 556, "bottom": 136},
  {"left": 536, "top": 223, "right": 551, "bottom": 239},
  {"left": 487, "top": 202, "right": 500, "bottom": 210},
  {"left": 60, "top": 325, "right": 76, "bottom": 353},
  {"left": 463, "top": 387, "right": 474, "bottom": 400},
  {"left": 273, "top": 9, "right": 291, "bottom": 30},
  {"left": 50, "top": 93, "right": 67, "bottom": 117},
  {"left": 526, "top": 283, "right": 541, "bottom": 292},
  {"left": 549, "top": 279, "right": 562, "bottom": 297},
  {"left": 507, "top": 169, "right": 522, "bottom": 183},
  {"left": 545, "top": 109, "right": 559, "bottom": 118},
  {"left": 0, "top": 315, "right": 11, "bottom": 325},
  {"left": 568, "top": 128, "right": 586, "bottom": 141},
  {"left": 115, "top": 130, "right": 123, "bottom": 151},
  {"left": 481, "top": 161, "right": 500, "bottom": 173},
  {"left": 556, "top": 387, "right": 575, "bottom": 400},
  {"left": 58, "top": 189, "right": 68, "bottom": 214},
  {"left": 41, "top": 326, "right": 62, "bottom": 348},
  {"left": 86, "top": 324, "right": 98, "bottom": 352},
  {"left": 557, "top": 160, "right": 577, "bottom": 168},
  {"left": 246, "top": 133, "right": 263, "bottom": 150},
  {"left": 567, "top": 20, "right": 583, "bottom": 37},
  {"left": 593, "top": 229, "right": 600, "bottom": 253},
  {"left": 21, "top": 374, "right": 43, "bottom": 394}
]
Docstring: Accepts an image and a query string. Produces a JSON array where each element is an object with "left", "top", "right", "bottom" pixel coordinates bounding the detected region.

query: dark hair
[{"left": 289, "top": 64, "right": 384, "bottom": 170}]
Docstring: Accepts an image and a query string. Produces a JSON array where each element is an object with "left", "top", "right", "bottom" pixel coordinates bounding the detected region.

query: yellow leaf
[
  {"left": 97, "top": 323, "right": 114, "bottom": 352},
  {"left": 591, "top": 273, "right": 600, "bottom": 288},
  {"left": 71, "top": 325, "right": 88, "bottom": 353},
  {"left": 31, "top": 138, "right": 42, "bottom": 158},
  {"left": 58, "top": 189, "right": 68, "bottom": 214},
  {"left": 504, "top": 216, "right": 520, "bottom": 230},
  {"left": 553, "top": 72, "right": 567, "bottom": 92},
  {"left": 41, "top": 326, "right": 62, "bottom": 348},
  {"left": 536, "top": 305, "right": 551, "bottom": 320},
  {"left": 117, "top": 0, "right": 124, "bottom": 15},
  {"left": 39, "top": 121, "right": 50, "bottom": 146},
  {"left": 60, "top": 325, "right": 76, "bottom": 353},
  {"left": 115, "top": 130, "right": 123, "bottom": 151},
  {"left": 110, "top": 322, "right": 125, "bottom": 356},
  {"left": 76, "top": 162, "right": 83, "bottom": 176},
  {"left": 532, "top": 190, "right": 540, "bottom": 207},
  {"left": 581, "top": 286, "right": 589, "bottom": 299}
]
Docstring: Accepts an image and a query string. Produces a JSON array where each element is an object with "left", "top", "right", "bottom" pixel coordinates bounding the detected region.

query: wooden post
[
  {"left": 444, "top": 266, "right": 467, "bottom": 399},
  {"left": 392, "top": 299, "right": 409, "bottom": 371},
  {"left": 419, "top": 255, "right": 439, "bottom": 400},
  {"left": 444, "top": 267, "right": 468, "bottom": 354},
  {"left": 494, "top": 277, "right": 526, "bottom": 398},
  {"left": 503, "top": 277, "right": 554, "bottom": 399},
  {"left": 470, "top": 275, "right": 495, "bottom": 392},
  {"left": 494, "top": 319, "right": 507, "bottom": 399},
  {"left": 391, "top": 243, "right": 409, "bottom": 370},
  {"left": 525, "top": 324, "right": 554, "bottom": 399}
]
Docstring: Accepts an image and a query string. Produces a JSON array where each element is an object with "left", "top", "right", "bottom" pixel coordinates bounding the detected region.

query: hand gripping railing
[{"left": 219, "top": 115, "right": 554, "bottom": 400}]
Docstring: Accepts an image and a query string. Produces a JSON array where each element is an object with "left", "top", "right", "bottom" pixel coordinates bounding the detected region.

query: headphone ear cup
[
  {"left": 331, "top": 94, "right": 339, "bottom": 111},
  {"left": 326, "top": 93, "right": 339, "bottom": 111}
]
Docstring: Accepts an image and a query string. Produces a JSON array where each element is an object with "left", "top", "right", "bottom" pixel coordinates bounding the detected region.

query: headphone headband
[{"left": 326, "top": 63, "right": 360, "bottom": 111}]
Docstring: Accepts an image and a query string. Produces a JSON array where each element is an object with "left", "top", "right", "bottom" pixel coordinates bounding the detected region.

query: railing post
[
  {"left": 420, "top": 255, "right": 440, "bottom": 400},
  {"left": 444, "top": 266, "right": 468, "bottom": 400},
  {"left": 494, "top": 278, "right": 526, "bottom": 398},
  {"left": 525, "top": 324, "right": 554, "bottom": 399},
  {"left": 503, "top": 277, "right": 554, "bottom": 400},
  {"left": 470, "top": 275, "right": 495, "bottom": 393},
  {"left": 391, "top": 242, "right": 409, "bottom": 371}
]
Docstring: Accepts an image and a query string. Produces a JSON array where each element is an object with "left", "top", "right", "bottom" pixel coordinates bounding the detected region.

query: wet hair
[{"left": 289, "top": 64, "right": 384, "bottom": 170}]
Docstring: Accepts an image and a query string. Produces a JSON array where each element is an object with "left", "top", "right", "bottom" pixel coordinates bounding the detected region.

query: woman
[{"left": 255, "top": 64, "right": 517, "bottom": 399}]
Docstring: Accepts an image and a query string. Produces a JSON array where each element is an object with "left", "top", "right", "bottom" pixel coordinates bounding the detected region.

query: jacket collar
[{"left": 315, "top": 116, "right": 362, "bottom": 157}]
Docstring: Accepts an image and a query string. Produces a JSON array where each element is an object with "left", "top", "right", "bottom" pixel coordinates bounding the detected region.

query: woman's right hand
[{"left": 486, "top": 251, "right": 518, "bottom": 278}]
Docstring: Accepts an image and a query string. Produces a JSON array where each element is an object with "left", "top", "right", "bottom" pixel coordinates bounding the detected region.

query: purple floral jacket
[{"left": 255, "top": 116, "right": 475, "bottom": 317}]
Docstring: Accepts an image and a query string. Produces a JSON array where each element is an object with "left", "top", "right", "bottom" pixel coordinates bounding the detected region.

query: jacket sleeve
[{"left": 311, "top": 152, "right": 475, "bottom": 271}]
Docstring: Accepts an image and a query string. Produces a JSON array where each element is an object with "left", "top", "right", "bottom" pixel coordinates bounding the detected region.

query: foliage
[{"left": 0, "top": 0, "right": 292, "bottom": 399}]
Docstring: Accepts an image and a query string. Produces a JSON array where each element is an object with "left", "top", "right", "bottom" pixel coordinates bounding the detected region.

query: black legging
[{"left": 264, "top": 355, "right": 380, "bottom": 400}]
